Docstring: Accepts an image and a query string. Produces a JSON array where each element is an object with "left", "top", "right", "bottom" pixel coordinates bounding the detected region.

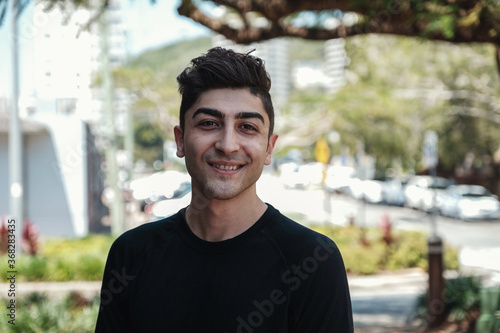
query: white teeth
[{"left": 213, "top": 164, "right": 239, "bottom": 171}]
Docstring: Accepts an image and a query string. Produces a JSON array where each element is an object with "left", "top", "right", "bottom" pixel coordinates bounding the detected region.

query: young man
[{"left": 96, "top": 47, "right": 353, "bottom": 332}]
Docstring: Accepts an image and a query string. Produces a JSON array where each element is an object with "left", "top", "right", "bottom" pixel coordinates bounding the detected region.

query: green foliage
[
  {"left": 14, "top": 256, "right": 49, "bottom": 281},
  {"left": 385, "top": 231, "right": 428, "bottom": 271},
  {"left": 285, "top": 34, "right": 500, "bottom": 174},
  {"left": 134, "top": 119, "right": 166, "bottom": 166},
  {"left": 0, "top": 226, "right": 459, "bottom": 281},
  {"left": 413, "top": 275, "right": 482, "bottom": 325},
  {"left": 0, "top": 234, "right": 115, "bottom": 282},
  {"left": 0, "top": 293, "right": 99, "bottom": 332},
  {"left": 127, "top": 37, "right": 213, "bottom": 75},
  {"left": 311, "top": 225, "right": 460, "bottom": 275},
  {"left": 115, "top": 33, "right": 500, "bottom": 176}
]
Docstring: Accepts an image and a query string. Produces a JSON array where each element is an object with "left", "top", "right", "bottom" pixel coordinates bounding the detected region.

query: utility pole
[
  {"left": 124, "top": 99, "right": 134, "bottom": 181},
  {"left": 423, "top": 130, "right": 445, "bottom": 328},
  {"left": 9, "top": 0, "right": 23, "bottom": 254},
  {"left": 99, "top": 9, "right": 124, "bottom": 236}
]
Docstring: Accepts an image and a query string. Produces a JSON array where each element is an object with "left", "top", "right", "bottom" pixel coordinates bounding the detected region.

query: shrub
[
  {"left": 310, "top": 225, "right": 460, "bottom": 275},
  {"left": 0, "top": 234, "right": 115, "bottom": 282},
  {"left": 0, "top": 292, "right": 99, "bottom": 333},
  {"left": 412, "top": 275, "right": 482, "bottom": 329},
  {"left": 385, "top": 231, "right": 428, "bottom": 271}
]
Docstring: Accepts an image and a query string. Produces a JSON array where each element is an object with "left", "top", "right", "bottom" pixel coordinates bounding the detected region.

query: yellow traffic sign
[{"left": 314, "top": 138, "right": 331, "bottom": 165}]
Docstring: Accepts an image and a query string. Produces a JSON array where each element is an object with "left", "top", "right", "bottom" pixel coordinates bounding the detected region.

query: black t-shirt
[{"left": 96, "top": 204, "right": 353, "bottom": 332}]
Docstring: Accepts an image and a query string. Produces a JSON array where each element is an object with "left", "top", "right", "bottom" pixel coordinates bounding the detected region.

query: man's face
[{"left": 174, "top": 88, "right": 278, "bottom": 201}]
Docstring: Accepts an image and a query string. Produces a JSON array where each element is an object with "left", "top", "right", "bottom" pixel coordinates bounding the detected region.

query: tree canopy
[
  {"left": 176, "top": 0, "right": 500, "bottom": 73},
  {"left": 177, "top": 0, "right": 500, "bottom": 47},
  {"left": 3, "top": 0, "right": 498, "bottom": 72},
  {"left": 3, "top": 0, "right": 499, "bottom": 47}
]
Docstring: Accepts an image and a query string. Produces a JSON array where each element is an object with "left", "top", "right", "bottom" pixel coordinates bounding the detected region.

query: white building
[
  {"left": 0, "top": 1, "right": 128, "bottom": 237},
  {"left": 0, "top": 113, "right": 107, "bottom": 237},
  {"left": 31, "top": 0, "right": 128, "bottom": 124},
  {"left": 324, "top": 38, "right": 348, "bottom": 92}
]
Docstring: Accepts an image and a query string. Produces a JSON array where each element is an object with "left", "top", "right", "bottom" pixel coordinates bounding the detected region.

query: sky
[
  {"left": 121, "top": 0, "right": 211, "bottom": 55},
  {"left": 0, "top": 0, "right": 211, "bottom": 98}
]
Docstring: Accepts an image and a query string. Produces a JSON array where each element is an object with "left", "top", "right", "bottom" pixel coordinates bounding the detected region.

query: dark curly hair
[{"left": 177, "top": 47, "right": 274, "bottom": 137}]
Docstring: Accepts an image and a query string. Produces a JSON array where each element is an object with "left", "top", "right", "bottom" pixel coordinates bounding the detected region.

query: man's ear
[
  {"left": 174, "top": 125, "right": 185, "bottom": 158},
  {"left": 264, "top": 133, "right": 278, "bottom": 166}
]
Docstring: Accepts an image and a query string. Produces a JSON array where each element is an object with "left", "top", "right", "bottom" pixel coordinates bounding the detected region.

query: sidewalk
[{"left": 349, "top": 269, "right": 427, "bottom": 331}]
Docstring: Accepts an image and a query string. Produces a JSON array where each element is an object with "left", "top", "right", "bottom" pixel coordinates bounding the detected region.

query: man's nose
[{"left": 215, "top": 127, "right": 240, "bottom": 155}]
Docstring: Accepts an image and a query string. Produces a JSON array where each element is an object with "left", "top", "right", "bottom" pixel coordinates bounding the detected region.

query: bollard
[{"left": 427, "top": 235, "right": 446, "bottom": 328}]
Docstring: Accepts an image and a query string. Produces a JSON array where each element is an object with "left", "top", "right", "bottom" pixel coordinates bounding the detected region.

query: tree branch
[{"left": 178, "top": 0, "right": 500, "bottom": 47}]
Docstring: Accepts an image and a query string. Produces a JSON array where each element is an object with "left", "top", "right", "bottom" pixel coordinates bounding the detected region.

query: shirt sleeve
[
  {"left": 95, "top": 236, "right": 135, "bottom": 333},
  {"left": 288, "top": 235, "right": 354, "bottom": 333}
]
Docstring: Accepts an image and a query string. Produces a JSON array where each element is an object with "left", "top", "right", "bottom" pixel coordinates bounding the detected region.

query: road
[
  {"left": 257, "top": 173, "right": 500, "bottom": 274},
  {"left": 257, "top": 172, "right": 500, "bottom": 330}
]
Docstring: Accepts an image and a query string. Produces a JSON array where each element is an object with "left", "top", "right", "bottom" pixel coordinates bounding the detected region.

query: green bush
[
  {"left": 13, "top": 256, "right": 49, "bottom": 281},
  {"left": 310, "top": 225, "right": 460, "bottom": 275},
  {"left": 385, "top": 231, "right": 428, "bottom": 271},
  {"left": 0, "top": 293, "right": 99, "bottom": 333},
  {"left": 0, "top": 234, "right": 114, "bottom": 282},
  {"left": 0, "top": 227, "right": 460, "bottom": 281},
  {"left": 412, "top": 275, "right": 482, "bottom": 327}
]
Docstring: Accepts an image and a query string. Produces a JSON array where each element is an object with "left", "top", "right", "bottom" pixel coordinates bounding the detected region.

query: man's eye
[
  {"left": 199, "top": 120, "right": 218, "bottom": 127},
  {"left": 241, "top": 124, "right": 257, "bottom": 131}
]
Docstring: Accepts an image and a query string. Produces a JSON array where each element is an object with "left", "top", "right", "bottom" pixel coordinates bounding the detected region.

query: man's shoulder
[
  {"left": 265, "top": 205, "right": 338, "bottom": 255},
  {"left": 111, "top": 211, "right": 182, "bottom": 252}
]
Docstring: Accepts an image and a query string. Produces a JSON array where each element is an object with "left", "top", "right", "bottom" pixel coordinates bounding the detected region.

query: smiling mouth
[{"left": 209, "top": 163, "right": 243, "bottom": 171}]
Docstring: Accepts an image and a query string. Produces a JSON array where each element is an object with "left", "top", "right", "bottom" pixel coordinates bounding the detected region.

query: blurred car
[
  {"left": 130, "top": 170, "right": 190, "bottom": 211},
  {"left": 342, "top": 179, "right": 384, "bottom": 203},
  {"left": 149, "top": 184, "right": 192, "bottom": 219},
  {"left": 279, "top": 162, "right": 310, "bottom": 189},
  {"left": 361, "top": 180, "right": 385, "bottom": 203},
  {"left": 279, "top": 162, "right": 324, "bottom": 189},
  {"left": 439, "top": 185, "right": 500, "bottom": 221},
  {"left": 381, "top": 176, "right": 409, "bottom": 206},
  {"left": 404, "top": 175, "right": 452, "bottom": 212},
  {"left": 324, "top": 166, "right": 356, "bottom": 194}
]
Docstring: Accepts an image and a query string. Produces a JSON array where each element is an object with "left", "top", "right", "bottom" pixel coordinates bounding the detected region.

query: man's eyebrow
[
  {"left": 192, "top": 108, "right": 265, "bottom": 124},
  {"left": 236, "top": 112, "right": 265, "bottom": 124},
  {"left": 192, "top": 107, "right": 223, "bottom": 119}
]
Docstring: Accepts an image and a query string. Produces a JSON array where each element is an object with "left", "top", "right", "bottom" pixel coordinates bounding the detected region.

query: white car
[
  {"left": 324, "top": 166, "right": 356, "bottom": 194},
  {"left": 439, "top": 185, "right": 500, "bottom": 221},
  {"left": 404, "top": 176, "right": 451, "bottom": 212},
  {"left": 150, "top": 184, "right": 192, "bottom": 219}
]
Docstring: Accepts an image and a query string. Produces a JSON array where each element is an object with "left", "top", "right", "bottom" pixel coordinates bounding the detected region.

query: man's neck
[{"left": 185, "top": 189, "right": 267, "bottom": 242}]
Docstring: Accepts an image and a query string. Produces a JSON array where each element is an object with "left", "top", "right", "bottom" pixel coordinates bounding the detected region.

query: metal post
[
  {"left": 124, "top": 101, "right": 134, "bottom": 181},
  {"left": 427, "top": 166, "right": 445, "bottom": 328},
  {"left": 9, "top": 0, "right": 23, "bottom": 255},
  {"left": 99, "top": 10, "right": 124, "bottom": 236},
  {"left": 427, "top": 234, "right": 446, "bottom": 328}
]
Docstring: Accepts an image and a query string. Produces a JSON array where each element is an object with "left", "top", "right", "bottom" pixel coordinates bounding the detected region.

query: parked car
[
  {"left": 130, "top": 170, "right": 190, "bottom": 211},
  {"left": 149, "top": 183, "right": 192, "bottom": 219},
  {"left": 324, "top": 166, "right": 357, "bottom": 194},
  {"left": 360, "top": 180, "right": 385, "bottom": 204},
  {"left": 438, "top": 185, "right": 500, "bottom": 221},
  {"left": 381, "top": 176, "right": 409, "bottom": 206},
  {"left": 279, "top": 162, "right": 311, "bottom": 189},
  {"left": 404, "top": 175, "right": 452, "bottom": 212},
  {"left": 279, "top": 162, "right": 324, "bottom": 189}
]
